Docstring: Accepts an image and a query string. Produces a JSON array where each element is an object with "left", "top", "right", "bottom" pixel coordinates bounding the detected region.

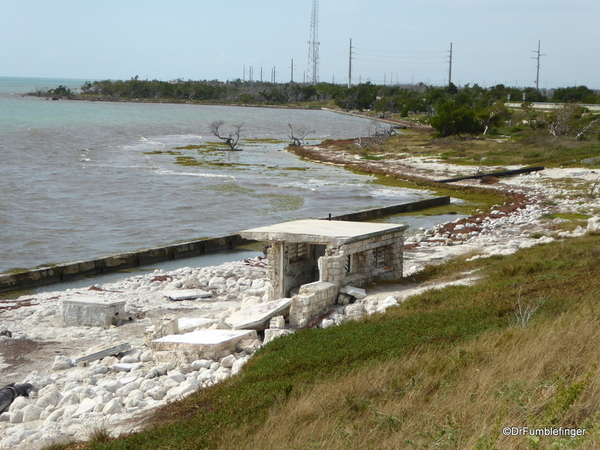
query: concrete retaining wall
[
  {"left": 327, "top": 196, "right": 450, "bottom": 221},
  {"left": 0, "top": 196, "right": 450, "bottom": 294},
  {"left": 0, "top": 234, "right": 252, "bottom": 293}
]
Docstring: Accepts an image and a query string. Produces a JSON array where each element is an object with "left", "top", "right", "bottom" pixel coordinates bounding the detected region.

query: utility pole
[
  {"left": 290, "top": 59, "right": 296, "bottom": 83},
  {"left": 448, "top": 42, "right": 453, "bottom": 86},
  {"left": 260, "top": 67, "right": 263, "bottom": 83},
  {"left": 532, "top": 40, "right": 545, "bottom": 91},
  {"left": 348, "top": 38, "right": 353, "bottom": 88}
]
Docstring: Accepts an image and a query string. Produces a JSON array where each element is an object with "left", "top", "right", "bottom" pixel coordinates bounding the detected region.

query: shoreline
[{"left": 1, "top": 151, "right": 599, "bottom": 448}]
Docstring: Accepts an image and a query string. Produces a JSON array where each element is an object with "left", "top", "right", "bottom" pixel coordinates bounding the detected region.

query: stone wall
[
  {"left": 320, "top": 230, "right": 405, "bottom": 287},
  {"left": 289, "top": 281, "right": 338, "bottom": 327}
]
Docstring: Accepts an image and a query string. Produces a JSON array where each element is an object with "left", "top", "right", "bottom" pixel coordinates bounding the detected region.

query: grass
[{"left": 57, "top": 232, "right": 600, "bottom": 450}]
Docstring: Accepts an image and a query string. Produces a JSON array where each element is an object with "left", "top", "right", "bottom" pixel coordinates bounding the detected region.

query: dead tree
[
  {"left": 208, "top": 120, "right": 244, "bottom": 150},
  {"left": 287, "top": 124, "right": 314, "bottom": 146}
]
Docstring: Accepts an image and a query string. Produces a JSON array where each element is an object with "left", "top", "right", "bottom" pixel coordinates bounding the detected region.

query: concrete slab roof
[{"left": 239, "top": 219, "right": 407, "bottom": 246}]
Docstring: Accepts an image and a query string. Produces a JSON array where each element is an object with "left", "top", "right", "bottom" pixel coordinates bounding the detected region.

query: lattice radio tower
[{"left": 307, "top": 0, "right": 320, "bottom": 85}]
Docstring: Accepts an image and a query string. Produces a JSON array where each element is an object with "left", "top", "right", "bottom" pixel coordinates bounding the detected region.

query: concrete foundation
[{"left": 62, "top": 297, "right": 126, "bottom": 327}]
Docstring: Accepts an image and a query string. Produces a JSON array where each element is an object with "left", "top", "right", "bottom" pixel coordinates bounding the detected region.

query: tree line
[
  {"left": 32, "top": 78, "right": 600, "bottom": 140},
  {"left": 55, "top": 78, "right": 600, "bottom": 109}
]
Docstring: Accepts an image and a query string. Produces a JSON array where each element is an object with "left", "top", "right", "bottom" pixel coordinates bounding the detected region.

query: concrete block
[{"left": 62, "top": 296, "right": 126, "bottom": 327}]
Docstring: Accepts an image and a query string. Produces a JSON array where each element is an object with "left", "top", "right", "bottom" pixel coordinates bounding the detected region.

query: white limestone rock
[
  {"left": 10, "top": 410, "right": 23, "bottom": 423},
  {"left": 146, "top": 386, "right": 166, "bottom": 401},
  {"left": 102, "top": 399, "right": 123, "bottom": 415},
  {"left": 220, "top": 354, "right": 236, "bottom": 368},
  {"left": 9, "top": 396, "right": 30, "bottom": 412},
  {"left": 21, "top": 404, "right": 44, "bottom": 422},
  {"left": 72, "top": 398, "right": 97, "bottom": 418},
  {"left": 345, "top": 303, "right": 366, "bottom": 319},
  {"left": 263, "top": 328, "right": 294, "bottom": 345},
  {"left": 51, "top": 356, "right": 73, "bottom": 371},
  {"left": 139, "top": 379, "right": 158, "bottom": 393},
  {"left": 231, "top": 355, "right": 251, "bottom": 376},
  {"left": 115, "top": 381, "right": 140, "bottom": 398}
]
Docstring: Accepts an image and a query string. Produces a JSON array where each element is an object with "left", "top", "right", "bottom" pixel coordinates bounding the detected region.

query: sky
[{"left": 1, "top": 0, "right": 599, "bottom": 89}]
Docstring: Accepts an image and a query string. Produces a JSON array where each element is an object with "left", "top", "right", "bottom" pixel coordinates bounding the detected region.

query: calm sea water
[{"left": 0, "top": 77, "right": 439, "bottom": 274}]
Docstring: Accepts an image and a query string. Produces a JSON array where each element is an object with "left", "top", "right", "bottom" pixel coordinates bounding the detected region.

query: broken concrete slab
[
  {"left": 163, "top": 289, "right": 212, "bottom": 301},
  {"left": 340, "top": 285, "right": 367, "bottom": 299},
  {"left": 62, "top": 296, "right": 126, "bottom": 327},
  {"left": 224, "top": 298, "right": 291, "bottom": 330},
  {"left": 150, "top": 329, "right": 257, "bottom": 361},
  {"left": 145, "top": 317, "right": 218, "bottom": 346},
  {"left": 72, "top": 341, "right": 131, "bottom": 366}
]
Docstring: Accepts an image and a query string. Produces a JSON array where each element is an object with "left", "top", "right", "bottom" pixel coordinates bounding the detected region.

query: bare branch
[
  {"left": 208, "top": 121, "right": 244, "bottom": 150},
  {"left": 287, "top": 124, "right": 314, "bottom": 146}
]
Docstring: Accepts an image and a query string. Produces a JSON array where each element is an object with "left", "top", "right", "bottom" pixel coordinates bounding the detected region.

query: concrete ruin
[{"left": 240, "top": 219, "right": 407, "bottom": 327}]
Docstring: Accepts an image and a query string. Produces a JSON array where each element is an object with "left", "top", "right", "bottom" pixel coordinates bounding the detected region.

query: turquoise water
[{"left": 0, "top": 77, "right": 439, "bottom": 273}]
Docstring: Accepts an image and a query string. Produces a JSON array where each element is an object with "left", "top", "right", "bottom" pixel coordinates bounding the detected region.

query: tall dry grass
[{"left": 218, "top": 248, "right": 600, "bottom": 450}]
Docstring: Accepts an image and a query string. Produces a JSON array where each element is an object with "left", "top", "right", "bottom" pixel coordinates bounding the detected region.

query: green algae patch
[
  {"left": 174, "top": 143, "right": 222, "bottom": 150},
  {"left": 174, "top": 156, "right": 254, "bottom": 170},
  {"left": 369, "top": 173, "right": 504, "bottom": 217},
  {"left": 144, "top": 150, "right": 182, "bottom": 155},
  {"left": 281, "top": 167, "right": 309, "bottom": 171},
  {"left": 542, "top": 213, "right": 592, "bottom": 221},
  {"left": 175, "top": 156, "right": 203, "bottom": 166}
]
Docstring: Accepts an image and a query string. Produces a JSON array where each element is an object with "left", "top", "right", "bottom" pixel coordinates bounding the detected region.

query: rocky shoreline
[{"left": 1, "top": 150, "right": 600, "bottom": 449}]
